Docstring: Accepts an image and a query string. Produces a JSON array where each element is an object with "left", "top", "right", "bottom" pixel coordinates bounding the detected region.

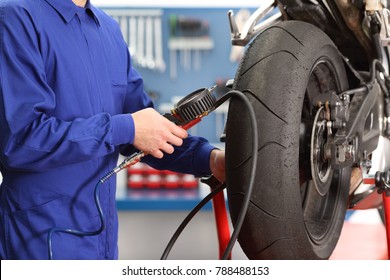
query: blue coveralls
[{"left": 0, "top": 0, "right": 215, "bottom": 259}]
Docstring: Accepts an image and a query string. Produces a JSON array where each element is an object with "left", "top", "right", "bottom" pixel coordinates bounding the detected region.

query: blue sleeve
[
  {"left": 0, "top": 4, "right": 134, "bottom": 171},
  {"left": 142, "top": 135, "right": 215, "bottom": 177}
]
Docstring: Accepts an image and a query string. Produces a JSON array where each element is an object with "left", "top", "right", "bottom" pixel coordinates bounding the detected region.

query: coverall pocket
[
  {"left": 6, "top": 195, "right": 100, "bottom": 259},
  {"left": 110, "top": 70, "right": 127, "bottom": 109},
  {"left": 110, "top": 70, "right": 127, "bottom": 87}
]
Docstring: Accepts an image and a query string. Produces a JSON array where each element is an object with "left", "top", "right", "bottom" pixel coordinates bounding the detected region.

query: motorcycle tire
[{"left": 226, "top": 21, "right": 351, "bottom": 259}]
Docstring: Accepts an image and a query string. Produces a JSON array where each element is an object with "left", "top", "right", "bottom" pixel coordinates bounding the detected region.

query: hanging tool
[
  {"left": 145, "top": 16, "right": 155, "bottom": 70},
  {"left": 176, "top": 16, "right": 208, "bottom": 72},
  {"left": 103, "top": 9, "right": 165, "bottom": 70},
  {"left": 129, "top": 16, "right": 137, "bottom": 58},
  {"left": 120, "top": 15, "right": 129, "bottom": 48},
  {"left": 168, "top": 14, "right": 213, "bottom": 77},
  {"left": 154, "top": 16, "right": 166, "bottom": 73},
  {"left": 136, "top": 16, "right": 146, "bottom": 67}
]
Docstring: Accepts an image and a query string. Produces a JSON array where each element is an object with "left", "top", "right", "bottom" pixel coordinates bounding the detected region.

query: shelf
[
  {"left": 116, "top": 188, "right": 214, "bottom": 211},
  {"left": 168, "top": 37, "right": 214, "bottom": 50}
]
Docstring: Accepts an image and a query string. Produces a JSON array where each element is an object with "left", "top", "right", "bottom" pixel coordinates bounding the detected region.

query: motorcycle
[{"left": 224, "top": 0, "right": 390, "bottom": 259}]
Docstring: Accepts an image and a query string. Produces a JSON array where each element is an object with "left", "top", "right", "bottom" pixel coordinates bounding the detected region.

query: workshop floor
[{"left": 330, "top": 209, "right": 389, "bottom": 260}]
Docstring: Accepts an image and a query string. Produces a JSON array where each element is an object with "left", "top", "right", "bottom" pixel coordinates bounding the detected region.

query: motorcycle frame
[{"left": 228, "top": 0, "right": 390, "bottom": 259}]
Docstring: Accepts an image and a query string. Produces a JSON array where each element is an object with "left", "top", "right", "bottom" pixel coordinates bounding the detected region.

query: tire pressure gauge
[{"left": 164, "top": 87, "right": 217, "bottom": 126}]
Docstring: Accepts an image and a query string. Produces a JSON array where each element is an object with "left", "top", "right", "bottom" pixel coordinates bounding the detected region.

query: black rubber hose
[
  {"left": 218, "top": 90, "right": 258, "bottom": 260},
  {"left": 160, "top": 183, "right": 226, "bottom": 260}
]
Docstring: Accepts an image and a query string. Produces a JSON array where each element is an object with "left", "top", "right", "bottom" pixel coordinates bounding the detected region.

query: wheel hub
[{"left": 311, "top": 107, "right": 333, "bottom": 196}]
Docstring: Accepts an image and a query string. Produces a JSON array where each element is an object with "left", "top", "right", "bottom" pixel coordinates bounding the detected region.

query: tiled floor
[{"left": 330, "top": 210, "right": 389, "bottom": 260}]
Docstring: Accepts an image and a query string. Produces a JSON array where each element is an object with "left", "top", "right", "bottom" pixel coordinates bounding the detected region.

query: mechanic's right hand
[{"left": 131, "top": 108, "right": 188, "bottom": 159}]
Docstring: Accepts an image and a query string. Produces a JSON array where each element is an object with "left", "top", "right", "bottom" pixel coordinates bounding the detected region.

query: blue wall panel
[{"left": 132, "top": 8, "right": 245, "bottom": 143}]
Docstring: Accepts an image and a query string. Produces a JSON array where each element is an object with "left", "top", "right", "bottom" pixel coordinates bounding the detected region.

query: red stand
[
  {"left": 212, "top": 191, "right": 231, "bottom": 260},
  {"left": 383, "top": 193, "right": 390, "bottom": 260}
]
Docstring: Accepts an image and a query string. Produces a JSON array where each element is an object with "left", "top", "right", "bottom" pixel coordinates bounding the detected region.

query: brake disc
[{"left": 311, "top": 107, "right": 333, "bottom": 196}]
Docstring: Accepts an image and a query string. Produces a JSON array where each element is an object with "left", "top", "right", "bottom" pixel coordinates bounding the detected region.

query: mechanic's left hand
[{"left": 209, "top": 149, "right": 225, "bottom": 183}]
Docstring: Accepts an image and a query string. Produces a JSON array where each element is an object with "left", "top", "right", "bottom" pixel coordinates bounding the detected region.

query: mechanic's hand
[
  {"left": 210, "top": 149, "right": 225, "bottom": 183},
  {"left": 131, "top": 108, "right": 188, "bottom": 159}
]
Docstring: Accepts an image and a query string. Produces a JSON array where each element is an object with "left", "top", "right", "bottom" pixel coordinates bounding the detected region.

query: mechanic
[{"left": 0, "top": 0, "right": 225, "bottom": 259}]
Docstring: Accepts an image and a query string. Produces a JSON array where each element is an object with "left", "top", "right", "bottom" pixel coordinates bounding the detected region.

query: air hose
[{"left": 47, "top": 180, "right": 106, "bottom": 260}]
